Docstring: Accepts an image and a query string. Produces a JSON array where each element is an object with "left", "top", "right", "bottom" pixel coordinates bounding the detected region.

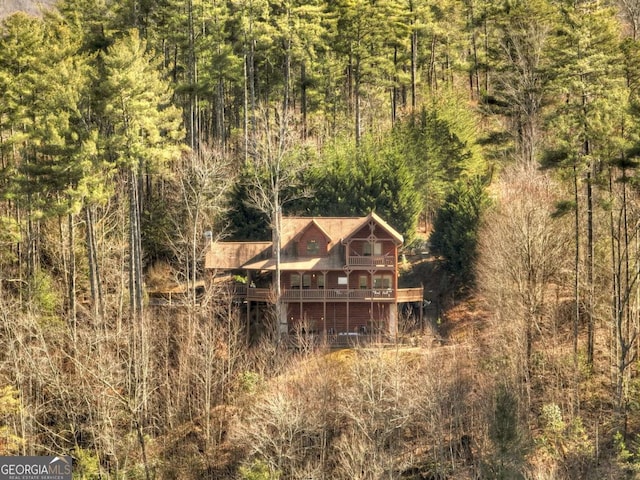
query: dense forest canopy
[{"left": 2, "top": 0, "right": 640, "bottom": 478}]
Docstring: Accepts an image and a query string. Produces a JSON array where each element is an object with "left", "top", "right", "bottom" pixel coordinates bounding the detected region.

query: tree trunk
[
  {"left": 429, "top": 35, "right": 437, "bottom": 90},
  {"left": 188, "top": 0, "right": 196, "bottom": 150},
  {"left": 85, "top": 205, "right": 104, "bottom": 322},
  {"left": 217, "top": 76, "right": 226, "bottom": 149},
  {"left": 354, "top": 56, "right": 362, "bottom": 145},
  {"left": 274, "top": 202, "right": 284, "bottom": 336},
  {"left": 129, "top": 168, "right": 144, "bottom": 321},
  {"left": 571, "top": 161, "right": 582, "bottom": 415},
  {"left": 609, "top": 168, "right": 620, "bottom": 391},
  {"left": 248, "top": 39, "right": 256, "bottom": 135},
  {"left": 67, "top": 212, "right": 77, "bottom": 341},
  {"left": 573, "top": 163, "right": 580, "bottom": 360},
  {"left": 190, "top": 198, "right": 200, "bottom": 307},
  {"left": 410, "top": 1, "right": 418, "bottom": 109},
  {"left": 244, "top": 54, "right": 249, "bottom": 163},
  {"left": 586, "top": 165, "right": 595, "bottom": 367},
  {"left": 301, "top": 61, "right": 308, "bottom": 138},
  {"left": 392, "top": 46, "right": 398, "bottom": 125}
]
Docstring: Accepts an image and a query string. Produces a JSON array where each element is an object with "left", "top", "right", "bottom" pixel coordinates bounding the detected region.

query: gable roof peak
[
  {"left": 367, "top": 211, "right": 403, "bottom": 244},
  {"left": 293, "top": 218, "right": 332, "bottom": 242}
]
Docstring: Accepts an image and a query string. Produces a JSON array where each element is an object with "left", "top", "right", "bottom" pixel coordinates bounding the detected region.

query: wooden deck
[
  {"left": 148, "top": 285, "right": 424, "bottom": 306},
  {"left": 346, "top": 255, "right": 395, "bottom": 268},
  {"left": 238, "top": 286, "right": 423, "bottom": 303}
]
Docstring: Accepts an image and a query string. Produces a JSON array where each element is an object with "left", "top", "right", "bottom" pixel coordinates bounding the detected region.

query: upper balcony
[{"left": 346, "top": 255, "right": 395, "bottom": 268}]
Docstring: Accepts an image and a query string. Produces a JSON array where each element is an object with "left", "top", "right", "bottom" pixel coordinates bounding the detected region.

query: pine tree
[
  {"left": 394, "top": 90, "right": 485, "bottom": 226},
  {"left": 489, "top": 0, "right": 554, "bottom": 164},
  {"left": 268, "top": 0, "right": 326, "bottom": 136},
  {"left": 298, "top": 135, "right": 420, "bottom": 241},
  {"left": 98, "top": 29, "right": 184, "bottom": 319},
  {"left": 326, "top": 0, "right": 399, "bottom": 142},
  {"left": 546, "top": 0, "right": 626, "bottom": 371},
  {"left": 429, "top": 177, "right": 489, "bottom": 288},
  {"left": 487, "top": 384, "right": 526, "bottom": 479},
  {"left": 0, "top": 13, "right": 46, "bottom": 280}
]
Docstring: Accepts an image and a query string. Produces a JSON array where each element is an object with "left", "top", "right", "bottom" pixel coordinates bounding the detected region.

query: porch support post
[
  {"left": 391, "top": 243, "right": 399, "bottom": 338},
  {"left": 346, "top": 271, "right": 350, "bottom": 334},
  {"left": 322, "top": 271, "right": 327, "bottom": 336},
  {"left": 246, "top": 270, "right": 252, "bottom": 341}
]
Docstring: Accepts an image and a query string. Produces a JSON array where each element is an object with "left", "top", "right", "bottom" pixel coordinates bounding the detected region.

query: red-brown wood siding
[
  {"left": 349, "top": 239, "right": 396, "bottom": 257},
  {"left": 283, "top": 271, "right": 328, "bottom": 289},
  {"left": 295, "top": 224, "right": 329, "bottom": 256},
  {"left": 287, "top": 302, "right": 389, "bottom": 334},
  {"left": 282, "top": 271, "right": 396, "bottom": 290}
]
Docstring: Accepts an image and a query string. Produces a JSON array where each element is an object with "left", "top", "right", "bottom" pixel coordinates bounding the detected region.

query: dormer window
[{"left": 306, "top": 239, "right": 320, "bottom": 255}]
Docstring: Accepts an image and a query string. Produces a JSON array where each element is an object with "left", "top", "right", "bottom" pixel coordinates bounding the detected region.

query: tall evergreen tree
[
  {"left": 299, "top": 135, "right": 421, "bottom": 241},
  {"left": 98, "top": 30, "right": 184, "bottom": 319},
  {"left": 0, "top": 13, "right": 46, "bottom": 280},
  {"left": 394, "top": 90, "right": 485, "bottom": 225},
  {"left": 489, "top": 0, "right": 553, "bottom": 164},
  {"left": 546, "top": 0, "right": 626, "bottom": 371},
  {"left": 15, "top": 18, "right": 103, "bottom": 331},
  {"left": 429, "top": 177, "right": 488, "bottom": 288},
  {"left": 269, "top": 0, "right": 326, "bottom": 136},
  {"left": 327, "top": 0, "right": 399, "bottom": 142}
]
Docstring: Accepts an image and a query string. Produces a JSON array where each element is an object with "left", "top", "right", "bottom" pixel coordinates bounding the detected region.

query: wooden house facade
[{"left": 204, "top": 212, "right": 423, "bottom": 336}]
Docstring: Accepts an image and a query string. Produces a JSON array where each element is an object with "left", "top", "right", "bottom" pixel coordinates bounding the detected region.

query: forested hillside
[{"left": 2, "top": 0, "right": 640, "bottom": 478}]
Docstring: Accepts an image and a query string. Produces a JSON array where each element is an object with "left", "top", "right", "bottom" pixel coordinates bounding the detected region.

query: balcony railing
[
  {"left": 237, "top": 287, "right": 423, "bottom": 302},
  {"left": 346, "top": 255, "right": 395, "bottom": 267},
  {"left": 283, "top": 288, "right": 394, "bottom": 301},
  {"left": 219, "top": 285, "right": 424, "bottom": 303}
]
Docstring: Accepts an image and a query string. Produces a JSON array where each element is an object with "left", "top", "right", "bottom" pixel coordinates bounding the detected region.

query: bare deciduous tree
[
  {"left": 494, "top": 0, "right": 551, "bottom": 165},
  {"left": 244, "top": 107, "right": 311, "bottom": 336},
  {"left": 170, "top": 146, "right": 235, "bottom": 305},
  {"left": 619, "top": 0, "right": 640, "bottom": 39},
  {"left": 477, "top": 164, "right": 571, "bottom": 394}
]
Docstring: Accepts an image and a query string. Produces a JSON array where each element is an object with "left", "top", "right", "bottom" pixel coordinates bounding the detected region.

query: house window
[
  {"left": 303, "top": 274, "right": 312, "bottom": 289},
  {"left": 359, "top": 275, "right": 368, "bottom": 290},
  {"left": 291, "top": 274, "right": 301, "bottom": 288},
  {"left": 363, "top": 241, "right": 383, "bottom": 256},
  {"left": 306, "top": 239, "right": 320, "bottom": 255},
  {"left": 373, "top": 274, "right": 392, "bottom": 289},
  {"left": 317, "top": 275, "right": 325, "bottom": 289}
]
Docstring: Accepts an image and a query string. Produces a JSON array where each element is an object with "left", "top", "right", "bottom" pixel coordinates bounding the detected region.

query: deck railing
[
  {"left": 282, "top": 288, "right": 393, "bottom": 300},
  {"left": 286, "top": 332, "right": 394, "bottom": 348},
  {"left": 346, "top": 255, "right": 395, "bottom": 267},
  {"left": 396, "top": 287, "right": 424, "bottom": 302},
  {"left": 240, "top": 287, "right": 423, "bottom": 302}
]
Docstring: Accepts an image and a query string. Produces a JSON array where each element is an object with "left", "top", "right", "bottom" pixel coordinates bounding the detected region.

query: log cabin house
[{"left": 204, "top": 212, "right": 424, "bottom": 337}]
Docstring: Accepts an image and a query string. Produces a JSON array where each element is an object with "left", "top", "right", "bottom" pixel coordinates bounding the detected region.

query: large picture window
[
  {"left": 373, "top": 274, "right": 392, "bottom": 289},
  {"left": 363, "top": 241, "right": 383, "bottom": 256}
]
